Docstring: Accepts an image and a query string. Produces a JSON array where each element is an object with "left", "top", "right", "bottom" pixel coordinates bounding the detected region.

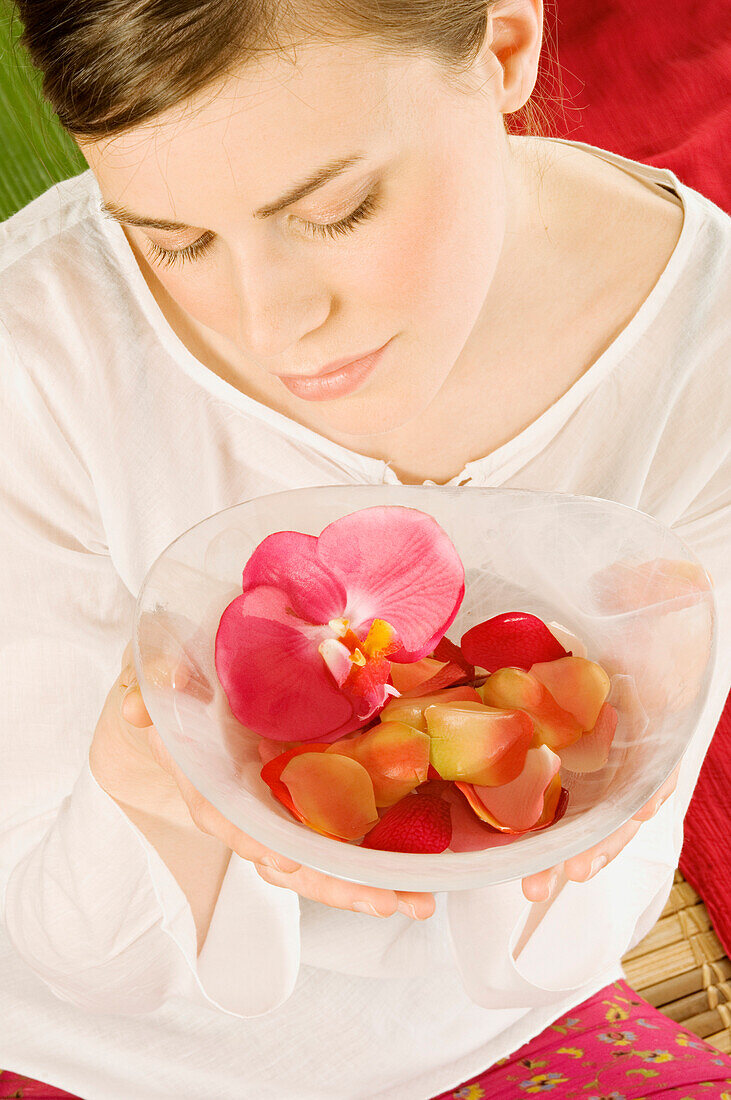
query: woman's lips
[{"left": 278, "top": 340, "right": 391, "bottom": 401}]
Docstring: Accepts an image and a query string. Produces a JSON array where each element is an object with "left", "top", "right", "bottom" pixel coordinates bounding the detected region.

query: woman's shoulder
[
  {"left": 0, "top": 171, "right": 140, "bottom": 374},
  {"left": 533, "top": 134, "right": 730, "bottom": 262},
  {"left": 0, "top": 169, "right": 102, "bottom": 270},
  {"left": 0, "top": 170, "right": 109, "bottom": 334},
  {"left": 0, "top": 170, "right": 146, "bottom": 437},
  {"left": 534, "top": 136, "right": 729, "bottom": 357}
]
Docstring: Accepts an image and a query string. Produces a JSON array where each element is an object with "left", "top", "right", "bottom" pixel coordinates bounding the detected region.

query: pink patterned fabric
[
  {"left": 0, "top": 1071, "right": 82, "bottom": 1099},
  {"left": 430, "top": 978, "right": 731, "bottom": 1099}
]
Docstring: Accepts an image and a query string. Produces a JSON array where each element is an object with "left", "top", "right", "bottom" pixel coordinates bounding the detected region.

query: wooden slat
[
  {"left": 705, "top": 1028, "right": 731, "bottom": 1054},
  {"left": 641, "top": 959, "right": 731, "bottom": 1007},
  {"left": 622, "top": 904, "right": 712, "bottom": 961},
  {"left": 621, "top": 867, "right": 731, "bottom": 1056},
  {"left": 661, "top": 879, "right": 701, "bottom": 916},
  {"left": 662, "top": 988, "right": 723, "bottom": 1023},
  {"left": 677, "top": 1007, "right": 729, "bottom": 1039}
]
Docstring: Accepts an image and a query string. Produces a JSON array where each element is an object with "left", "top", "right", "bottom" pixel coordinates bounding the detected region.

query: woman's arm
[
  {"left": 88, "top": 679, "right": 233, "bottom": 957},
  {"left": 0, "top": 330, "right": 300, "bottom": 1017},
  {"left": 111, "top": 800, "right": 232, "bottom": 957}
]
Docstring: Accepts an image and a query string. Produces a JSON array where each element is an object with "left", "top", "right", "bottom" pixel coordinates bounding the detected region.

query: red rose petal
[
  {"left": 460, "top": 612, "right": 570, "bottom": 673},
  {"left": 360, "top": 791, "right": 452, "bottom": 853}
]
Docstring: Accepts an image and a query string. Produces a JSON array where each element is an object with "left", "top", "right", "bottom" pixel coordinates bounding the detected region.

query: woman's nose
[{"left": 230, "top": 243, "right": 332, "bottom": 361}]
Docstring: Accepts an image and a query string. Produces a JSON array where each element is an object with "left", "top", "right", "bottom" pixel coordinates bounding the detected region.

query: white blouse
[{"left": 0, "top": 137, "right": 729, "bottom": 1100}]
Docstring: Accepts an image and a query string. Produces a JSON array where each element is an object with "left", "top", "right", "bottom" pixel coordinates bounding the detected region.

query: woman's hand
[
  {"left": 521, "top": 761, "right": 682, "bottom": 902},
  {"left": 110, "top": 642, "right": 436, "bottom": 922}
]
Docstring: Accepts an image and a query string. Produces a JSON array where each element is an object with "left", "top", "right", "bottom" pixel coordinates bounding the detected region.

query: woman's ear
[{"left": 476, "top": 0, "right": 544, "bottom": 115}]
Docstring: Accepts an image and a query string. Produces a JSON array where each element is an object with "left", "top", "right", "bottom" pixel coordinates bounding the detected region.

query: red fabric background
[
  {"left": 533, "top": 0, "right": 731, "bottom": 214},
  {"left": 523, "top": 0, "right": 731, "bottom": 954}
]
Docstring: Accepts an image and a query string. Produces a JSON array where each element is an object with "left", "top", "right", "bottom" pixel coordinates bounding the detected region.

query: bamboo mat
[{"left": 621, "top": 867, "right": 731, "bottom": 1053}]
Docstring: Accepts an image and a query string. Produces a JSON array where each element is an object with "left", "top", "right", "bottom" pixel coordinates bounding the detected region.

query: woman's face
[{"left": 79, "top": 30, "right": 538, "bottom": 439}]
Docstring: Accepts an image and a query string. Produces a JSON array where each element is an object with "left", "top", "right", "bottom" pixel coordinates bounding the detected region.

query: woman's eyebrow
[{"left": 98, "top": 152, "right": 367, "bottom": 230}]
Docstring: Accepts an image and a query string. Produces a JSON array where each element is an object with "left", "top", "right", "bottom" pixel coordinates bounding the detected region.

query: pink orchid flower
[{"left": 215, "top": 505, "right": 465, "bottom": 743}]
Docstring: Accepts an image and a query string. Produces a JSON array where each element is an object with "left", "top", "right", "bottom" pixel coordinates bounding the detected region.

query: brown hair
[{"left": 10, "top": 0, "right": 567, "bottom": 142}]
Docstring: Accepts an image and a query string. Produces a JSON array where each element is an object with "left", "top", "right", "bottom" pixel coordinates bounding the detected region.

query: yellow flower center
[{"left": 327, "top": 616, "right": 399, "bottom": 667}]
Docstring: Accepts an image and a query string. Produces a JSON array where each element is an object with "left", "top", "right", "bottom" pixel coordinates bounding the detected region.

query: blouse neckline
[{"left": 94, "top": 136, "right": 701, "bottom": 487}]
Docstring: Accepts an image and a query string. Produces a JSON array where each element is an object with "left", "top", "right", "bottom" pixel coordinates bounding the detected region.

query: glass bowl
[{"left": 132, "top": 484, "right": 716, "bottom": 892}]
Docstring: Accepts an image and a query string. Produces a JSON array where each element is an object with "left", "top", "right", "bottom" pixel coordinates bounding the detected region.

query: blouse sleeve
[
  {"left": 447, "top": 445, "right": 731, "bottom": 1010},
  {"left": 0, "top": 330, "right": 300, "bottom": 1017}
]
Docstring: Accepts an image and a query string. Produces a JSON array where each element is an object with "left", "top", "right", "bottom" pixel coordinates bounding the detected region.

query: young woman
[{"left": 1, "top": 1, "right": 729, "bottom": 1097}]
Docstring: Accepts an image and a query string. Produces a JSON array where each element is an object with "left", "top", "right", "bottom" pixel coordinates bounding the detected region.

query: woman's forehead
[
  {"left": 83, "top": 40, "right": 437, "bottom": 166},
  {"left": 79, "top": 42, "right": 442, "bottom": 225}
]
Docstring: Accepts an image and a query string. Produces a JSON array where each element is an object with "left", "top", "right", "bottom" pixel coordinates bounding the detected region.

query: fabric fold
[
  {"left": 4, "top": 757, "right": 302, "bottom": 1018},
  {"left": 84, "top": 762, "right": 303, "bottom": 1019},
  {"left": 4, "top": 757, "right": 191, "bottom": 1015},
  {"left": 446, "top": 792, "right": 679, "bottom": 1009},
  {"left": 195, "top": 852, "right": 301, "bottom": 1017}
]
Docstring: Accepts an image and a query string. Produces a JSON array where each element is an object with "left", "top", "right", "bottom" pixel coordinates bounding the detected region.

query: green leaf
[{"left": 0, "top": 0, "right": 88, "bottom": 222}]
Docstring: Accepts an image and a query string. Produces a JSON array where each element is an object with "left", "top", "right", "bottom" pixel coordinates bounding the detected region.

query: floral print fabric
[
  {"left": 430, "top": 979, "right": 731, "bottom": 1099},
  {"left": 0, "top": 1072, "right": 81, "bottom": 1099}
]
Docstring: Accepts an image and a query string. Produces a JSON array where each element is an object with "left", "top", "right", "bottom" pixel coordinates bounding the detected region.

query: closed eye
[{"left": 143, "top": 188, "right": 381, "bottom": 270}]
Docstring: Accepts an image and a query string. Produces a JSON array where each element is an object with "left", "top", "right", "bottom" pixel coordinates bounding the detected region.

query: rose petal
[
  {"left": 460, "top": 612, "right": 570, "bottom": 673},
  {"left": 432, "top": 634, "right": 476, "bottom": 677},
  {"left": 441, "top": 785, "right": 517, "bottom": 851},
  {"left": 590, "top": 557, "right": 712, "bottom": 614},
  {"left": 558, "top": 702, "right": 618, "bottom": 772},
  {"left": 469, "top": 743, "right": 562, "bottom": 831}
]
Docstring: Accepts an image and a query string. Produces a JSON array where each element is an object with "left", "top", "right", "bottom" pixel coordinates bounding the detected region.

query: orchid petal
[
  {"left": 216, "top": 587, "right": 355, "bottom": 742},
  {"left": 315, "top": 506, "right": 465, "bottom": 661},
  {"left": 240, "top": 530, "right": 347, "bottom": 623}
]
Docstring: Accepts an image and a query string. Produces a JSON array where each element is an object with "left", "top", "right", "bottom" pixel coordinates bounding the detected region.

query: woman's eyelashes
[
  {"left": 143, "top": 188, "right": 381, "bottom": 270},
  {"left": 144, "top": 232, "right": 216, "bottom": 269}
]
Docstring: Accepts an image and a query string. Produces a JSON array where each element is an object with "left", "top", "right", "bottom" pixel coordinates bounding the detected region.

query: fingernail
[
  {"left": 353, "top": 901, "right": 386, "bottom": 917},
  {"left": 397, "top": 900, "right": 418, "bottom": 919},
  {"left": 653, "top": 796, "right": 665, "bottom": 815},
  {"left": 123, "top": 681, "right": 138, "bottom": 699},
  {"left": 588, "top": 854, "right": 608, "bottom": 878},
  {"left": 540, "top": 872, "right": 559, "bottom": 900}
]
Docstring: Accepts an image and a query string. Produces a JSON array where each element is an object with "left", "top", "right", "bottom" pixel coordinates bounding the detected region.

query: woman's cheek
[
  {"left": 346, "top": 214, "right": 446, "bottom": 317},
  {"left": 162, "top": 270, "right": 242, "bottom": 342}
]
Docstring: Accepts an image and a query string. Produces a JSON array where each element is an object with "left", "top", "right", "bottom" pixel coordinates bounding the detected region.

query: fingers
[
  {"left": 563, "top": 816, "right": 643, "bottom": 882},
  {"left": 183, "top": 779, "right": 435, "bottom": 920},
  {"left": 523, "top": 814, "right": 645, "bottom": 901},
  {"left": 120, "top": 643, "right": 192, "bottom": 728},
  {"left": 522, "top": 866, "right": 564, "bottom": 902},
  {"left": 156, "top": 730, "right": 436, "bottom": 922},
  {"left": 121, "top": 685, "right": 152, "bottom": 727},
  {"left": 119, "top": 667, "right": 152, "bottom": 726},
  {"left": 522, "top": 761, "right": 683, "bottom": 903},
  {"left": 160, "top": 760, "right": 303, "bottom": 873},
  {"left": 116, "top": 636, "right": 437, "bottom": 922},
  {"left": 182, "top": 780, "right": 436, "bottom": 920},
  {"left": 253, "top": 861, "right": 436, "bottom": 920}
]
